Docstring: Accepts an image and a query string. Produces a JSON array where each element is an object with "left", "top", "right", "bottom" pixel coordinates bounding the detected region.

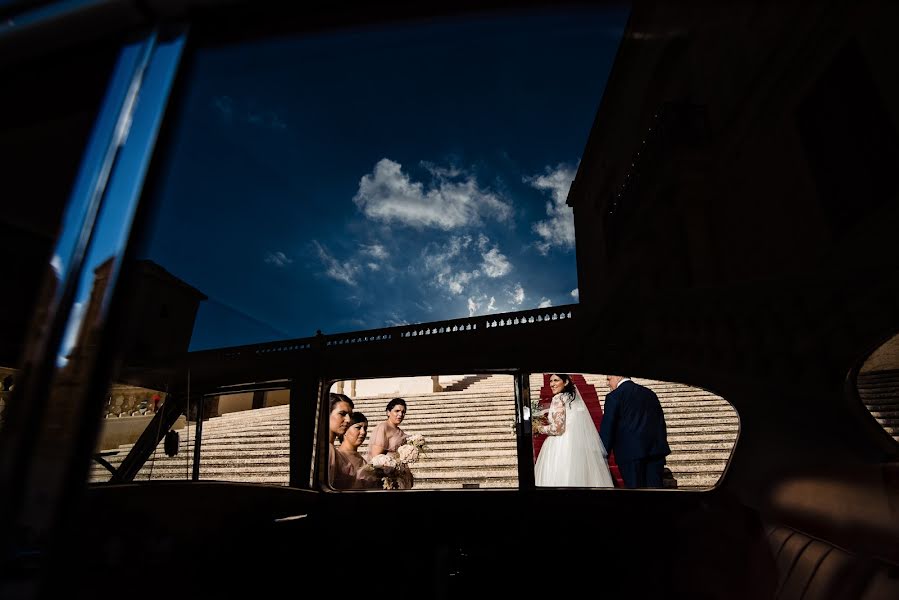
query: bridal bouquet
[
  {"left": 364, "top": 434, "right": 428, "bottom": 489},
  {"left": 531, "top": 396, "right": 550, "bottom": 434}
]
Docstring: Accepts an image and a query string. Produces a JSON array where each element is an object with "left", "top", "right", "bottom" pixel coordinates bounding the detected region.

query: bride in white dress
[{"left": 534, "top": 373, "right": 615, "bottom": 487}]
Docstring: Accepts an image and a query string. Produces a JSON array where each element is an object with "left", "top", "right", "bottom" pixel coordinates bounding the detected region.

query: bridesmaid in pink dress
[
  {"left": 368, "top": 397, "right": 408, "bottom": 458},
  {"left": 333, "top": 412, "right": 380, "bottom": 489},
  {"left": 327, "top": 393, "right": 354, "bottom": 486},
  {"left": 368, "top": 397, "right": 414, "bottom": 489}
]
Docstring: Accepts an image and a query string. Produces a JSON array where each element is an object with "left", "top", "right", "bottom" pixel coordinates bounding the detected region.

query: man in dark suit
[{"left": 599, "top": 375, "right": 670, "bottom": 488}]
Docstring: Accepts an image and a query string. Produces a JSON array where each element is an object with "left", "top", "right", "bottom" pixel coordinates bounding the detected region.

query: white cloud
[
  {"left": 422, "top": 235, "right": 509, "bottom": 295},
  {"left": 367, "top": 262, "right": 380, "bottom": 271},
  {"left": 525, "top": 163, "right": 577, "bottom": 255},
  {"left": 384, "top": 313, "right": 409, "bottom": 327},
  {"left": 422, "top": 236, "right": 482, "bottom": 295},
  {"left": 313, "top": 241, "right": 360, "bottom": 286},
  {"left": 359, "top": 243, "right": 389, "bottom": 260},
  {"left": 467, "top": 297, "right": 480, "bottom": 317},
  {"left": 570, "top": 288, "right": 579, "bottom": 300},
  {"left": 421, "top": 161, "right": 463, "bottom": 179},
  {"left": 353, "top": 158, "right": 512, "bottom": 230},
  {"left": 423, "top": 235, "right": 470, "bottom": 271},
  {"left": 264, "top": 251, "right": 293, "bottom": 267},
  {"left": 538, "top": 297, "right": 553, "bottom": 308},
  {"left": 466, "top": 294, "right": 496, "bottom": 316},
  {"left": 508, "top": 283, "right": 525, "bottom": 306},
  {"left": 481, "top": 247, "right": 511, "bottom": 278},
  {"left": 438, "top": 270, "right": 478, "bottom": 295}
]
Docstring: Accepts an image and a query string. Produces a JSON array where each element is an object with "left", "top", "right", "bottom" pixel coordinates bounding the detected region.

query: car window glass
[
  {"left": 529, "top": 373, "right": 738, "bottom": 490},
  {"left": 0, "top": 43, "right": 118, "bottom": 434},
  {"left": 327, "top": 375, "right": 517, "bottom": 490},
  {"left": 857, "top": 332, "right": 899, "bottom": 445}
]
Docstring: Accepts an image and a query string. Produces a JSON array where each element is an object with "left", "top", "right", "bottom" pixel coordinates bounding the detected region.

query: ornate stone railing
[
  {"left": 323, "top": 304, "right": 575, "bottom": 347},
  {"left": 189, "top": 304, "right": 578, "bottom": 360}
]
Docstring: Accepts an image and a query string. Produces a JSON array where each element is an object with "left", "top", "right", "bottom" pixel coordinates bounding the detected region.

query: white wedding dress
[{"left": 534, "top": 390, "right": 615, "bottom": 487}]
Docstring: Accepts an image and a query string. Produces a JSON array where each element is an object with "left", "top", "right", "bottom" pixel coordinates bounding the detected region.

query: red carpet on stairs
[{"left": 533, "top": 373, "right": 623, "bottom": 488}]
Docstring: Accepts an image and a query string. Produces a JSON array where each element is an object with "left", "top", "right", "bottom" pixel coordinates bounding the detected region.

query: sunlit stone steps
[
  {"left": 405, "top": 477, "right": 518, "bottom": 489},
  {"left": 668, "top": 434, "right": 734, "bottom": 453},
  {"left": 422, "top": 440, "right": 517, "bottom": 451},
  {"left": 440, "top": 374, "right": 497, "bottom": 392},
  {"left": 349, "top": 375, "right": 518, "bottom": 487},
  {"left": 665, "top": 473, "right": 721, "bottom": 488},
  {"left": 857, "top": 370, "right": 899, "bottom": 441},
  {"left": 357, "top": 412, "right": 514, "bottom": 427}
]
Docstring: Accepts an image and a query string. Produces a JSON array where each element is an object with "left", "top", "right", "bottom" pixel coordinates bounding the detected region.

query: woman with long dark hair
[
  {"left": 534, "top": 374, "right": 614, "bottom": 487},
  {"left": 327, "top": 393, "right": 354, "bottom": 486}
]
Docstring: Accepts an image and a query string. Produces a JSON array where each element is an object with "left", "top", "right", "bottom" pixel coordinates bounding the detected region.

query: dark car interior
[{"left": 0, "top": 1, "right": 897, "bottom": 599}]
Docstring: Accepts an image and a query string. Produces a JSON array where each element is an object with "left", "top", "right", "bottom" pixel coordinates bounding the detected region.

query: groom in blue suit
[{"left": 599, "top": 375, "right": 670, "bottom": 488}]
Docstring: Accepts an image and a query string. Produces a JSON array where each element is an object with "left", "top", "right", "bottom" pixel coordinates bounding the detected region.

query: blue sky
[{"left": 133, "top": 6, "right": 629, "bottom": 350}]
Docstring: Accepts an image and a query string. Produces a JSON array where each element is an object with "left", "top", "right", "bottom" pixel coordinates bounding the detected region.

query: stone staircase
[
  {"left": 90, "top": 374, "right": 738, "bottom": 490},
  {"left": 439, "top": 374, "right": 493, "bottom": 392},
  {"left": 350, "top": 375, "right": 518, "bottom": 488},
  {"left": 857, "top": 369, "right": 899, "bottom": 442},
  {"left": 91, "top": 404, "right": 292, "bottom": 484}
]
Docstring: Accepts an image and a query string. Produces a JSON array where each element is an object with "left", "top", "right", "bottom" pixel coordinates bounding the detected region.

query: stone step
[
  {"left": 411, "top": 465, "right": 518, "bottom": 477},
  {"left": 91, "top": 470, "right": 720, "bottom": 491},
  {"left": 410, "top": 478, "right": 518, "bottom": 489},
  {"left": 860, "top": 397, "right": 899, "bottom": 406},
  {"left": 114, "top": 428, "right": 736, "bottom": 448},
  {"left": 353, "top": 396, "right": 515, "bottom": 406},
  {"left": 351, "top": 402, "right": 515, "bottom": 414},
  {"left": 120, "top": 473, "right": 289, "bottom": 485},
  {"left": 196, "top": 418, "right": 516, "bottom": 435},
  {"left": 865, "top": 404, "right": 899, "bottom": 412},
  {"left": 355, "top": 389, "right": 516, "bottom": 402},
  {"left": 859, "top": 388, "right": 899, "bottom": 396},
  {"left": 103, "top": 436, "right": 526, "bottom": 455},
  {"left": 107, "top": 447, "right": 521, "bottom": 462},
  {"left": 858, "top": 369, "right": 899, "bottom": 376},
  {"left": 665, "top": 449, "right": 730, "bottom": 470},
  {"left": 666, "top": 424, "right": 739, "bottom": 434},
  {"left": 97, "top": 443, "right": 731, "bottom": 465},
  {"left": 136, "top": 466, "right": 290, "bottom": 477},
  {"left": 863, "top": 408, "right": 899, "bottom": 418},
  {"left": 191, "top": 423, "right": 516, "bottom": 439},
  {"left": 91, "top": 452, "right": 730, "bottom": 473},
  {"left": 666, "top": 473, "right": 721, "bottom": 488},
  {"left": 354, "top": 390, "right": 517, "bottom": 400},
  {"left": 177, "top": 431, "right": 518, "bottom": 444}
]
